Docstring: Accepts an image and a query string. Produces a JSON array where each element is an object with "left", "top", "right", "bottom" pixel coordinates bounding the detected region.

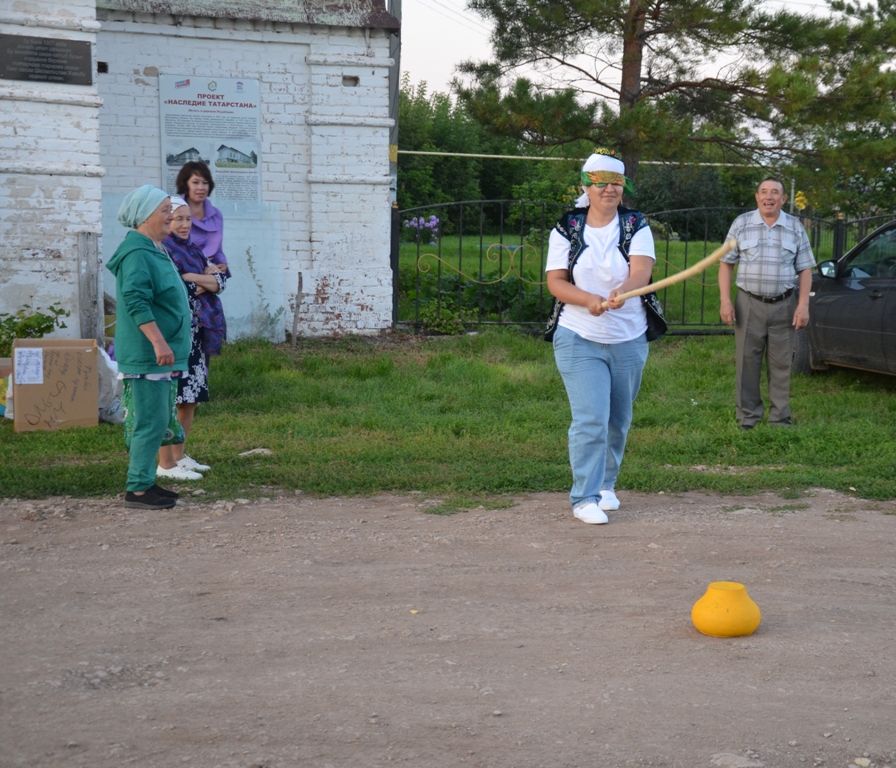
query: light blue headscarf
[{"left": 117, "top": 185, "right": 168, "bottom": 229}]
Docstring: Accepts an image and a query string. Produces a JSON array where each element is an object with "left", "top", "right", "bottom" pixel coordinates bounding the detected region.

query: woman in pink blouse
[{"left": 175, "top": 161, "right": 228, "bottom": 271}]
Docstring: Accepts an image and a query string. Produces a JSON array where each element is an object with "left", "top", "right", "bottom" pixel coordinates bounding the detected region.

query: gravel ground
[{"left": 1, "top": 488, "right": 894, "bottom": 768}]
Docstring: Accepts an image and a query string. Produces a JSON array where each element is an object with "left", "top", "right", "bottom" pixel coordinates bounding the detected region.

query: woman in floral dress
[{"left": 156, "top": 196, "right": 229, "bottom": 481}]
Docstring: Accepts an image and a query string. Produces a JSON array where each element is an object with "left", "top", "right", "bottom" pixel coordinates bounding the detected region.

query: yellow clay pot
[{"left": 691, "top": 581, "right": 761, "bottom": 638}]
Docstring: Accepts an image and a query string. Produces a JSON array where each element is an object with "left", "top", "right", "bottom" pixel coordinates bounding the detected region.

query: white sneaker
[
  {"left": 599, "top": 490, "right": 620, "bottom": 511},
  {"left": 178, "top": 455, "right": 210, "bottom": 473},
  {"left": 573, "top": 501, "right": 609, "bottom": 525},
  {"left": 157, "top": 464, "right": 202, "bottom": 481}
]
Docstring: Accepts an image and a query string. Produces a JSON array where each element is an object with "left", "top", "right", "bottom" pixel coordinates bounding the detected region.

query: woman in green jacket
[{"left": 106, "top": 185, "right": 191, "bottom": 509}]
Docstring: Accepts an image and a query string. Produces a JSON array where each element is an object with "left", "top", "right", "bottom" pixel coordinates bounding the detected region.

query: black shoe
[
  {"left": 149, "top": 484, "right": 179, "bottom": 499},
  {"left": 739, "top": 423, "right": 755, "bottom": 431},
  {"left": 124, "top": 488, "right": 176, "bottom": 510}
]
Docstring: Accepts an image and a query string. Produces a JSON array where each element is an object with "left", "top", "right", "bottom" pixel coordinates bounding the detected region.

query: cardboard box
[{"left": 12, "top": 339, "right": 99, "bottom": 432}]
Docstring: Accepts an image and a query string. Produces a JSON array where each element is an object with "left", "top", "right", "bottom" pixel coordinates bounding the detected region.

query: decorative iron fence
[{"left": 393, "top": 202, "right": 894, "bottom": 335}]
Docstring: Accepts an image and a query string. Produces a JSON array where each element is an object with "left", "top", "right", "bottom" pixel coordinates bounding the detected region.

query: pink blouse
[{"left": 190, "top": 199, "right": 226, "bottom": 266}]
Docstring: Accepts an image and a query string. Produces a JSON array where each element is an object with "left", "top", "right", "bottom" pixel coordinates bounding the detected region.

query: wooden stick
[{"left": 602, "top": 237, "right": 736, "bottom": 308}]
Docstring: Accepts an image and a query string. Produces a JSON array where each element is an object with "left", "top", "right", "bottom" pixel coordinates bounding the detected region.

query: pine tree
[{"left": 455, "top": 0, "right": 896, "bottom": 211}]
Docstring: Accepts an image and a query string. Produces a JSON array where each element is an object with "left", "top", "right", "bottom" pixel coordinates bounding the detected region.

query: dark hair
[
  {"left": 176, "top": 161, "right": 215, "bottom": 198},
  {"left": 756, "top": 175, "right": 785, "bottom": 193}
]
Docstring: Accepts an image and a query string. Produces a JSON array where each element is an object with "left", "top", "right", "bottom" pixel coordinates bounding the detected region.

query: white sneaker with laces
[
  {"left": 599, "top": 490, "right": 620, "bottom": 511},
  {"left": 179, "top": 455, "right": 210, "bottom": 473},
  {"left": 157, "top": 464, "right": 202, "bottom": 481},
  {"left": 573, "top": 501, "right": 609, "bottom": 525}
]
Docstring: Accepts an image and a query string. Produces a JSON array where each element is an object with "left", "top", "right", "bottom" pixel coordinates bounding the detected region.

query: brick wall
[
  {"left": 0, "top": 0, "right": 103, "bottom": 337},
  {"left": 96, "top": 12, "right": 395, "bottom": 338}
]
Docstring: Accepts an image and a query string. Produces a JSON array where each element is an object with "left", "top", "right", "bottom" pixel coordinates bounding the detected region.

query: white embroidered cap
[{"left": 581, "top": 151, "right": 626, "bottom": 185}]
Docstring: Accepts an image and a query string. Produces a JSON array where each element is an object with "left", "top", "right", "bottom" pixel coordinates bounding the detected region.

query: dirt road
[{"left": 1, "top": 489, "right": 894, "bottom": 768}]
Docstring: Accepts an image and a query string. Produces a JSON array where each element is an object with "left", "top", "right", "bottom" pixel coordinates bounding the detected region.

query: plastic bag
[{"left": 97, "top": 347, "right": 125, "bottom": 424}]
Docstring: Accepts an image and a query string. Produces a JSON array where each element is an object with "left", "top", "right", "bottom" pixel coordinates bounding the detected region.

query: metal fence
[{"left": 393, "top": 202, "right": 894, "bottom": 335}]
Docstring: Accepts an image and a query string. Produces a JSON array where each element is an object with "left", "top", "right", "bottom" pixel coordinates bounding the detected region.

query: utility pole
[
  {"left": 388, "top": 0, "right": 402, "bottom": 325},
  {"left": 388, "top": 0, "right": 401, "bottom": 205}
]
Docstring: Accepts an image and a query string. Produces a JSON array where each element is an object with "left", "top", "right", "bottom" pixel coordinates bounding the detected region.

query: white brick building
[
  {"left": 1, "top": 0, "right": 399, "bottom": 341},
  {"left": 0, "top": 1, "right": 104, "bottom": 339}
]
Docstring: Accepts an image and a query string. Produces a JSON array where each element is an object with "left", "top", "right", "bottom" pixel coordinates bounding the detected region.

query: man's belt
[{"left": 740, "top": 287, "right": 794, "bottom": 304}]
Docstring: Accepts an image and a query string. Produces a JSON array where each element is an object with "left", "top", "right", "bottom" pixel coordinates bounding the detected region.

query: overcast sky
[
  {"left": 399, "top": 0, "right": 492, "bottom": 94},
  {"left": 399, "top": 0, "right": 839, "bottom": 94}
]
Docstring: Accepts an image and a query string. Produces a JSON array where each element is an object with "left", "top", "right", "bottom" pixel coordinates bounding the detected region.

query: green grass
[{"left": 2, "top": 330, "right": 894, "bottom": 503}]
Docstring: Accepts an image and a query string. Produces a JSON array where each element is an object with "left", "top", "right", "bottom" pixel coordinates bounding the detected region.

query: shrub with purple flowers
[{"left": 403, "top": 214, "right": 440, "bottom": 244}]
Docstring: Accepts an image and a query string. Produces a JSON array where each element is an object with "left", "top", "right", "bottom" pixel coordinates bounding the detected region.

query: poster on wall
[{"left": 159, "top": 75, "right": 261, "bottom": 204}]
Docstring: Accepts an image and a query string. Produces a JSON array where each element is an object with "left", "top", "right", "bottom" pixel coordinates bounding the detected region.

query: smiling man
[{"left": 718, "top": 177, "right": 816, "bottom": 430}]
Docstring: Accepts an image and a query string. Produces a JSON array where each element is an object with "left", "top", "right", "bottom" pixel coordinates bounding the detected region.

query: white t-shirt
[{"left": 545, "top": 217, "right": 656, "bottom": 343}]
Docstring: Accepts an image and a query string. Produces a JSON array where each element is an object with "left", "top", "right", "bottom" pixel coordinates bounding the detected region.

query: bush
[
  {"left": 0, "top": 305, "right": 69, "bottom": 357},
  {"left": 417, "top": 300, "right": 477, "bottom": 335}
]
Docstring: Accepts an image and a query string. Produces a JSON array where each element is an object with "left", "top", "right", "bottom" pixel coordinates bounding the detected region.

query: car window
[{"left": 848, "top": 227, "right": 896, "bottom": 278}]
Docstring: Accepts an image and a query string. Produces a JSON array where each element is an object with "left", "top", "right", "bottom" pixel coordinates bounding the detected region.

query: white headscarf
[{"left": 574, "top": 151, "right": 629, "bottom": 207}]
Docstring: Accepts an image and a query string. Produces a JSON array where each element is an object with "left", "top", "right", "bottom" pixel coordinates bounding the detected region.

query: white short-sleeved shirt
[{"left": 545, "top": 217, "right": 656, "bottom": 343}]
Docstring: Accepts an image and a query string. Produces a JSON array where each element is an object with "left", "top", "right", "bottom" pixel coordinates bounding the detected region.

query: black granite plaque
[{"left": 0, "top": 34, "right": 92, "bottom": 86}]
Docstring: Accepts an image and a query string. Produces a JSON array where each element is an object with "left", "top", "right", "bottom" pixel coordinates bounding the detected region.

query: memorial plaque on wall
[{"left": 0, "top": 34, "right": 92, "bottom": 86}]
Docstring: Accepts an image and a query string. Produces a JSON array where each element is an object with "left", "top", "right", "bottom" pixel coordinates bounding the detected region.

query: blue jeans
[{"left": 552, "top": 326, "right": 648, "bottom": 509}]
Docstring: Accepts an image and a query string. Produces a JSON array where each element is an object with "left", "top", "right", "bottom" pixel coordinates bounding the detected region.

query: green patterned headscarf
[{"left": 117, "top": 185, "right": 168, "bottom": 229}]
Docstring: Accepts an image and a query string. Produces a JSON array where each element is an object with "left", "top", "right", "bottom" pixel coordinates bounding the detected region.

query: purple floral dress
[{"left": 162, "top": 234, "right": 228, "bottom": 404}]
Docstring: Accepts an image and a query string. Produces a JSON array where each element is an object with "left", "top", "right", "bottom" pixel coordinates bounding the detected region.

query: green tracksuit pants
[{"left": 122, "top": 378, "right": 184, "bottom": 491}]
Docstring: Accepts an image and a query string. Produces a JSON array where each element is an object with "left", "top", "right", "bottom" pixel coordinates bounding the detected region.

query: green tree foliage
[
  {"left": 779, "top": 0, "right": 896, "bottom": 215},
  {"left": 397, "top": 75, "right": 534, "bottom": 211},
  {"left": 633, "top": 163, "right": 758, "bottom": 239},
  {"left": 455, "top": 0, "right": 896, "bottom": 213}
]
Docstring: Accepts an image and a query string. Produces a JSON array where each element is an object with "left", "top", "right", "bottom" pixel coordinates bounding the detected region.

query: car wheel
[{"left": 792, "top": 328, "right": 814, "bottom": 374}]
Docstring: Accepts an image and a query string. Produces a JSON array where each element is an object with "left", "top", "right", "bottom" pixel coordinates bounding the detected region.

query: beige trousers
[{"left": 733, "top": 290, "right": 796, "bottom": 426}]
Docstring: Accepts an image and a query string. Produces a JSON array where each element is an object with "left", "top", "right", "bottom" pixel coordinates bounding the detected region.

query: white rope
[{"left": 397, "top": 150, "right": 758, "bottom": 168}]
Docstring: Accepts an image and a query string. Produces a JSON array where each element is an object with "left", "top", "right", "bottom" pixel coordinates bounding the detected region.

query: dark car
[{"left": 793, "top": 219, "right": 896, "bottom": 376}]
